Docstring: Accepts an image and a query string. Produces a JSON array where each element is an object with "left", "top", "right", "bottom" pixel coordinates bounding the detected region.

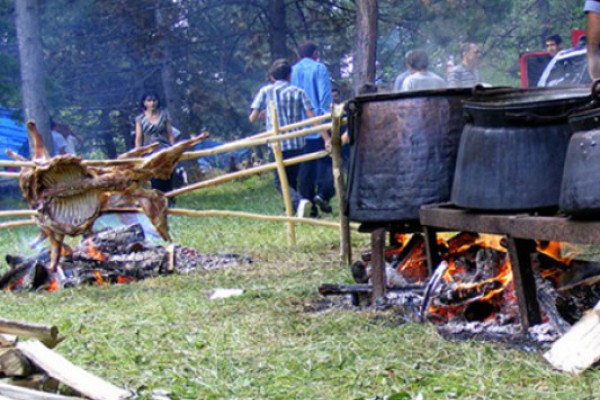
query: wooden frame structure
[{"left": 0, "top": 103, "right": 354, "bottom": 263}]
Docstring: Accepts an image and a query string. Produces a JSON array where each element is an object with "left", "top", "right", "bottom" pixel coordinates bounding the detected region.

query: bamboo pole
[
  {"left": 330, "top": 104, "right": 352, "bottom": 266},
  {"left": 0, "top": 219, "right": 36, "bottom": 230},
  {"left": 166, "top": 150, "right": 328, "bottom": 198},
  {"left": 104, "top": 207, "right": 361, "bottom": 231},
  {"left": 0, "top": 210, "right": 36, "bottom": 218},
  {"left": 180, "top": 122, "right": 332, "bottom": 161},
  {"left": 268, "top": 102, "right": 296, "bottom": 247},
  {"left": 0, "top": 172, "right": 19, "bottom": 179}
]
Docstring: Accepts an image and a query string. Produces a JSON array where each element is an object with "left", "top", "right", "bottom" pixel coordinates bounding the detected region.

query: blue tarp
[
  {"left": 0, "top": 108, "right": 29, "bottom": 161},
  {"left": 191, "top": 139, "right": 252, "bottom": 170}
]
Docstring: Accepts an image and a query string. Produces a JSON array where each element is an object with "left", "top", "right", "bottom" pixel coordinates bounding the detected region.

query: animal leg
[{"left": 48, "top": 233, "right": 65, "bottom": 278}]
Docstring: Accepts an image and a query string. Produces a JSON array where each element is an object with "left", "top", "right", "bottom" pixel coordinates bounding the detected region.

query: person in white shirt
[{"left": 401, "top": 49, "right": 447, "bottom": 92}]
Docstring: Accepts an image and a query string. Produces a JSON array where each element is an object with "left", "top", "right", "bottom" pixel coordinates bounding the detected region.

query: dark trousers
[
  {"left": 298, "top": 138, "right": 335, "bottom": 203},
  {"left": 271, "top": 148, "right": 304, "bottom": 209}
]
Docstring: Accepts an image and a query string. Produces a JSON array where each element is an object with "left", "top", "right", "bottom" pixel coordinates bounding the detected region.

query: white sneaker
[{"left": 296, "top": 199, "right": 311, "bottom": 218}]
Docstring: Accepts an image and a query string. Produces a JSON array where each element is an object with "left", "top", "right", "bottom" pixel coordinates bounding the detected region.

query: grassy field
[{"left": 0, "top": 174, "right": 598, "bottom": 399}]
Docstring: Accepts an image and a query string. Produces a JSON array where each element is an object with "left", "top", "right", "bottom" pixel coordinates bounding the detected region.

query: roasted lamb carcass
[{"left": 7, "top": 121, "right": 207, "bottom": 280}]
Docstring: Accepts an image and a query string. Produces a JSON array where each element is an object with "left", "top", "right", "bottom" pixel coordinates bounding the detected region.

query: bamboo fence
[{"left": 0, "top": 104, "right": 354, "bottom": 263}]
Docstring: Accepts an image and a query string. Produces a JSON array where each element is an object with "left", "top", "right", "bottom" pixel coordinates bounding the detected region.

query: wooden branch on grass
[
  {"left": 0, "top": 210, "right": 36, "bottom": 218},
  {"left": 16, "top": 341, "right": 130, "bottom": 400},
  {"left": 0, "top": 382, "right": 83, "bottom": 400},
  {"left": 0, "top": 319, "right": 58, "bottom": 348}
]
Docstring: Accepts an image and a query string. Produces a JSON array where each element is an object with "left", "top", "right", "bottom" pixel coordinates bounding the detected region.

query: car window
[{"left": 540, "top": 51, "right": 591, "bottom": 87}]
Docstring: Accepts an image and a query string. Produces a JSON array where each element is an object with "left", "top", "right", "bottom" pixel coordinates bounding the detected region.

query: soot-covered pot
[
  {"left": 345, "top": 88, "right": 475, "bottom": 224},
  {"left": 560, "top": 97, "right": 600, "bottom": 216},
  {"left": 451, "top": 86, "right": 591, "bottom": 211}
]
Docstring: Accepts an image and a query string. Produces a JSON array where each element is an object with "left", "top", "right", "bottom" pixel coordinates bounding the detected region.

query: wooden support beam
[
  {"left": 330, "top": 104, "right": 352, "bottom": 266},
  {"left": 423, "top": 226, "right": 441, "bottom": 275},
  {"left": 0, "top": 318, "right": 59, "bottom": 347},
  {"left": 370, "top": 228, "right": 387, "bottom": 302},
  {"left": 506, "top": 236, "right": 542, "bottom": 331}
]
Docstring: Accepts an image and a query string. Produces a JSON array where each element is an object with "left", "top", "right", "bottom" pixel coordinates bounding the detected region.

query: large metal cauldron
[
  {"left": 560, "top": 104, "right": 600, "bottom": 216},
  {"left": 345, "top": 88, "right": 473, "bottom": 223},
  {"left": 451, "top": 87, "right": 591, "bottom": 211}
]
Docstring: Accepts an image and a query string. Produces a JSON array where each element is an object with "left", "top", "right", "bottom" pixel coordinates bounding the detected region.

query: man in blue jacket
[{"left": 292, "top": 41, "right": 334, "bottom": 217}]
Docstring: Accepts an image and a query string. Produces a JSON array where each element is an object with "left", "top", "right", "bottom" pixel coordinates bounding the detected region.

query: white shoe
[{"left": 296, "top": 199, "right": 311, "bottom": 218}]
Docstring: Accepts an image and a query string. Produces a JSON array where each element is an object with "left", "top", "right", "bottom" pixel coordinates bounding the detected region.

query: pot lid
[{"left": 463, "top": 86, "right": 591, "bottom": 109}]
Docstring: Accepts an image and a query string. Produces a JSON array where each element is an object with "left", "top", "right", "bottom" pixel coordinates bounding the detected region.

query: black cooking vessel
[
  {"left": 451, "top": 87, "right": 591, "bottom": 211},
  {"left": 560, "top": 103, "right": 600, "bottom": 216},
  {"left": 345, "top": 88, "right": 474, "bottom": 223}
]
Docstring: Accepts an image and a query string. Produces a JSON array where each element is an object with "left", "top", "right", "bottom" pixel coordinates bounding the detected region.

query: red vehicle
[{"left": 519, "top": 29, "right": 586, "bottom": 88}]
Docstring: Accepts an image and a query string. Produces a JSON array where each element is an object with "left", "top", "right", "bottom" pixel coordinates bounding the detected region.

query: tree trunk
[
  {"left": 268, "top": 0, "right": 288, "bottom": 61},
  {"left": 353, "top": 0, "right": 378, "bottom": 95},
  {"left": 155, "top": 3, "right": 185, "bottom": 135},
  {"left": 14, "top": 0, "right": 53, "bottom": 154}
]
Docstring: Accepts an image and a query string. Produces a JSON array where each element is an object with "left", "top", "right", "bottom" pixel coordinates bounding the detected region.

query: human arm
[
  {"left": 587, "top": 5, "right": 600, "bottom": 79},
  {"left": 134, "top": 119, "right": 143, "bottom": 148},
  {"left": 248, "top": 108, "right": 261, "bottom": 123},
  {"left": 249, "top": 87, "right": 266, "bottom": 123},
  {"left": 316, "top": 64, "right": 333, "bottom": 115}
]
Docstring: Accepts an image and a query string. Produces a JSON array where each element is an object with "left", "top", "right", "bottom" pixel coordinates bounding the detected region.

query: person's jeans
[{"left": 298, "top": 138, "right": 335, "bottom": 204}]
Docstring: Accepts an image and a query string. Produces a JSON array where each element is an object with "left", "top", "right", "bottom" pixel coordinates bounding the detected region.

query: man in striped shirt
[
  {"left": 448, "top": 42, "right": 482, "bottom": 88},
  {"left": 586, "top": 0, "right": 600, "bottom": 79},
  {"left": 249, "top": 59, "right": 316, "bottom": 217}
]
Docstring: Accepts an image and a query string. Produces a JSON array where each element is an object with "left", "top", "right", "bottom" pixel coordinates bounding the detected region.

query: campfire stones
[{"left": 0, "top": 224, "right": 251, "bottom": 291}]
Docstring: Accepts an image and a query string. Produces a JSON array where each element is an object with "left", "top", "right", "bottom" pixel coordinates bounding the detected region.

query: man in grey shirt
[
  {"left": 401, "top": 49, "right": 446, "bottom": 91},
  {"left": 448, "top": 42, "right": 482, "bottom": 88}
]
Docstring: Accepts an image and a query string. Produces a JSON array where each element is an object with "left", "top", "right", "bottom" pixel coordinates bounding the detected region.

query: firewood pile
[
  {"left": 0, "top": 224, "right": 252, "bottom": 291},
  {"left": 0, "top": 317, "right": 130, "bottom": 399}
]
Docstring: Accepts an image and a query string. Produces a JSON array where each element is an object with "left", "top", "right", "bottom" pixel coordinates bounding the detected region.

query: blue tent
[{"left": 0, "top": 108, "right": 29, "bottom": 161}]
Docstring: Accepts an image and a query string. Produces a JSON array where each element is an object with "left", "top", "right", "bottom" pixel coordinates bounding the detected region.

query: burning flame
[
  {"left": 93, "top": 271, "right": 107, "bottom": 285},
  {"left": 46, "top": 278, "right": 60, "bottom": 292},
  {"left": 85, "top": 240, "right": 107, "bottom": 262}
]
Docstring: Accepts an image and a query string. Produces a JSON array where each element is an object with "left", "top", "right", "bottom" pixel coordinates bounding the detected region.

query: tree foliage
[{"left": 0, "top": 0, "right": 587, "bottom": 158}]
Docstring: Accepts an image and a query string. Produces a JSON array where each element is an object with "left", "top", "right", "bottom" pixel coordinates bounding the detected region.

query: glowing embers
[{"left": 0, "top": 224, "right": 251, "bottom": 292}]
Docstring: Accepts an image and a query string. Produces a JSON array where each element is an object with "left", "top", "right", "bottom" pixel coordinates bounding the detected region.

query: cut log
[
  {"left": 0, "top": 382, "right": 82, "bottom": 400},
  {"left": 0, "top": 348, "right": 33, "bottom": 376},
  {"left": 544, "top": 300, "right": 600, "bottom": 374},
  {"left": 0, "top": 318, "right": 59, "bottom": 348},
  {"left": 16, "top": 341, "right": 130, "bottom": 400}
]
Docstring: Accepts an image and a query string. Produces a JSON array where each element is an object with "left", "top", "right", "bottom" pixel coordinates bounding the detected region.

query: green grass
[{"left": 0, "top": 175, "right": 599, "bottom": 399}]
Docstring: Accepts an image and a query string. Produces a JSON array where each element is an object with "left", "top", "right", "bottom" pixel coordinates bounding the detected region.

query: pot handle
[
  {"left": 592, "top": 79, "right": 600, "bottom": 103},
  {"left": 505, "top": 112, "right": 569, "bottom": 124}
]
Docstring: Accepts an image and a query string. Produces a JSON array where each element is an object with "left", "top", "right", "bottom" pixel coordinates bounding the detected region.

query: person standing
[
  {"left": 586, "top": 0, "right": 600, "bottom": 80},
  {"left": 292, "top": 41, "right": 334, "bottom": 217},
  {"left": 400, "top": 49, "right": 447, "bottom": 92},
  {"left": 545, "top": 34, "right": 563, "bottom": 58},
  {"left": 447, "top": 42, "right": 482, "bottom": 88},
  {"left": 134, "top": 91, "right": 176, "bottom": 194},
  {"left": 249, "top": 59, "right": 317, "bottom": 218}
]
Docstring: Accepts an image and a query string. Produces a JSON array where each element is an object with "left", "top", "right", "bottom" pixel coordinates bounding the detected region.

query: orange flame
[
  {"left": 46, "top": 278, "right": 60, "bottom": 291},
  {"left": 85, "top": 240, "right": 107, "bottom": 262},
  {"left": 116, "top": 276, "right": 134, "bottom": 284},
  {"left": 93, "top": 271, "right": 107, "bottom": 285}
]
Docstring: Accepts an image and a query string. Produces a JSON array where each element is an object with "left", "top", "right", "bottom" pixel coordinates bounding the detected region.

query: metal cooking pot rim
[{"left": 463, "top": 86, "right": 590, "bottom": 108}]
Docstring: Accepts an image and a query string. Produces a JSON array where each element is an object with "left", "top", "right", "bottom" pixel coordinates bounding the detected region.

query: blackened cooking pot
[
  {"left": 560, "top": 104, "right": 600, "bottom": 216},
  {"left": 345, "top": 88, "right": 474, "bottom": 223},
  {"left": 451, "top": 87, "right": 591, "bottom": 211}
]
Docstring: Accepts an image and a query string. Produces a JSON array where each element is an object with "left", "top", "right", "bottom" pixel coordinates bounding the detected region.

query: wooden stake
[
  {"left": 268, "top": 101, "right": 296, "bottom": 247},
  {"left": 17, "top": 340, "right": 130, "bottom": 400},
  {"left": 0, "top": 383, "right": 82, "bottom": 400},
  {"left": 0, "top": 211, "right": 36, "bottom": 218},
  {"left": 330, "top": 104, "right": 352, "bottom": 266}
]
